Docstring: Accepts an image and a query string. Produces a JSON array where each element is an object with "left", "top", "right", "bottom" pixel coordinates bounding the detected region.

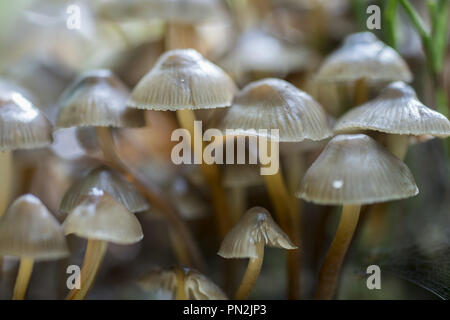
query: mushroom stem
[
  {"left": 386, "top": 134, "right": 409, "bottom": 160},
  {"left": 176, "top": 109, "right": 232, "bottom": 238},
  {"left": 234, "top": 241, "right": 264, "bottom": 300},
  {"left": 166, "top": 22, "right": 197, "bottom": 51},
  {"left": 354, "top": 78, "right": 368, "bottom": 105},
  {"left": 95, "top": 126, "right": 205, "bottom": 270},
  {"left": 66, "top": 239, "right": 108, "bottom": 300},
  {"left": 12, "top": 257, "right": 34, "bottom": 300},
  {"left": 315, "top": 204, "right": 361, "bottom": 300},
  {"left": 0, "top": 150, "right": 12, "bottom": 216},
  {"left": 175, "top": 268, "right": 187, "bottom": 300},
  {"left": 229, "top": 187, "right": 246, "bottom": 224},
  {"left": 262, "top": 168, "right": 301, "bottom": 299}
]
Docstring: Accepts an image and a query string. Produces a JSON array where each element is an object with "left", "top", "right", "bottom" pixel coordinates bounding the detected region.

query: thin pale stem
[
  {"left": 354, "top": 78, "right": 368, "bottom": 106},
  {"left": 175, "top": 268, "right": 187, "bottom": 300},
  {"left": 386, "top": 134, "right": 409, "bottom": 160},
  {"left": 67, "top": 239, "right": 108, "bottom": 300},
  {"left": 176, "top": 109, "right": 232, "bottom": 238},
  {"left": 315, "top": 204, "right": 361, "bottom": 300},
  {"left": 0, "top": 150, "right": 12, "bottom": 216},
  {"left": 234, "top": 241, "right": 264, "bottom": 300},
  {"left": 12, "top": 257, "right": 34, "bottom": 300},
  {"left": 95, "top": 126, "right": 205, "bottom": 271}
]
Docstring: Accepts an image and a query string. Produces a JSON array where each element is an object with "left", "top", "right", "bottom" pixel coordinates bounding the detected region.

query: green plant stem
[{"left": 384, "top": 0, "right": 399, "bottom": 49}]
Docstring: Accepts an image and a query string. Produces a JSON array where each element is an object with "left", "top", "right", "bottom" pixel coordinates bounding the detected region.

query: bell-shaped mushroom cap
[
  {"left": 0, "top": 88, "right": 53, "bottom": 151},
  {"left": 297, "top": 134, "right": 419, "bottom": 205},
  {"left": 56, "top": 69, "right": 145, "bottom": 129},
  {"left": 139, "top": 267, "right": 227, "bottom": 300},
  {"left": 210, "top": 78, "right": 332, "bottom": 142},
  {"left": 127, "top": 49, "right": 237, "bottom": 111},
  {"left": 218, "top": 207, "right": 297, "bottom": 259},
  {"left": 184, "top": 269, "right": 227, "bottom": 300},
  {"left": 60, "top": 165, "right": 149, "bottom": 214},
  {"left": 334, "top": 82, "right": 450, "bottom": 137},
  {"left": 63, "top": 188, "right": 143, "bottom": 244},
  {"left": 0, "top": 194, "right": 69, "bottom": 260},
  {"left": 315, "top": 32, "right": 412, "bottom": 83},
  {"left": 223, "top": 164, "right": 263, "bottom": 188}
]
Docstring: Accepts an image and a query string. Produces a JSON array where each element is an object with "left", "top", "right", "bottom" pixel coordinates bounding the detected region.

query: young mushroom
[
  {"left": 0, "top": 194, "right": 69, "bottom": 299},
  {"left": 315, "top": 32, "right": 412, "bottom": 105},
  {"left": 0, "top": 85, "right": 53, "bottom": 215},
  {"left": 334, "top": 81, "right": 450, "bottom": 159},
  {"left": 218, "top": 207, "right": 297, "bottom": 299},
  {"left": 128, "top": 49, "right": 237, "bottom": 238},
  {"left": 296, "top": 134, "right": 419, "bottom": 299},
  {"left": 209, "top": 77, "right": 331, "bottom": 298},
  {"left": 63, "top": 188, "right": 143, "bottom": 300},
  {"left": 139, "top": 266, "right": 227, "bottom": 300}
]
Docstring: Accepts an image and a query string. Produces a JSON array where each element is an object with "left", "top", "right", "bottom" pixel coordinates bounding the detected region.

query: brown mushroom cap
[
  {"left": 218, "top": 207, "right": 297, "bottom": 259},
  {"left": 0, "top": 194, "right": 69, "bottom": 260},
  {"left": 334, "top": 81, "right": 450, "bottom": 137},
  {"left": 60, "top": 165, "right": 149, "bottom": 214},
  {"left": 209, "top": 78, "right": 332, "bottom": 142},
  {"left": 315, "top": 32, "right": 412, "bottom": 83},
  {"left": 296, "top": 134, "right": 419, "bottom": 205},
  {"left": 63, "top": 188, "right": 143, "bottom": 244},
  {"left": 0, "top": 88, "right": 53, "bottom": 151},
  {"left": 56, "top": 69, "right": 145, "bottom": 129},
  {"left": 127, "top": 49, "right": 237, "bottom": 111}
]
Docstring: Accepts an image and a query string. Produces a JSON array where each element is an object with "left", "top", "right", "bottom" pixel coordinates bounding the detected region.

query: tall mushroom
[
  {"left": 296, "top": 134, "right": 419, "bottom": 299},
  {"left": 218, "top": 207, "right": 297, "bottom": 299},
  {"left": 63, "top": 188, "right": 143, "bottom": 300},
  {"left": 209, "top": 77, "right": 331, "bottom": 298},
  {"left": 315, "top": 32, "right": 412, "bottom": 105},
  {"left": 128, "top": 49, "right": 237, "bottom": 238},
  {"left": 0, "top": 84, "right": 53, "bottom": 215},
  {"left": 0, "top": 194, "right": 68, "bottom": 299}
]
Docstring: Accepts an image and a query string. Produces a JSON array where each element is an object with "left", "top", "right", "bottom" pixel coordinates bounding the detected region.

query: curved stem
[
  {"left": 176, "top": 109, "right": 232, "bottom": 238},
  {"left": 315, "top": 204, "right": 361, "bottom": 300},
  {"left": 386, "top": 134, "right": 409, "bottom": 160},
  {"left": 175, "top": 268, "right": 187, "bottom": 300},
  {"left": 66, "top": 239, "right": 107, "bottom": 300},
  {"left": 354, "top": 78, "right": 368, "bottom": 106},
  {"left": 95, "top": 126, "right": 205, "bottom": 271},
  {"left": 262, "top": 169, "right": 301, "bottom": 299},
  {"left": 234, "top": 241, "right": 264, "bottom": 300},
  {"left": 12, "top": 257, "right": 34, "bottom": 300},
  {"left": 0, "top": 151, "right": 12, "bottom": 216}
]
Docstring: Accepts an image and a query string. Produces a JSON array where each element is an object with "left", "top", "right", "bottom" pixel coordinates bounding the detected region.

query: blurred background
[{"left": 0, "top": 0, "right": 448, "bottom": 300}]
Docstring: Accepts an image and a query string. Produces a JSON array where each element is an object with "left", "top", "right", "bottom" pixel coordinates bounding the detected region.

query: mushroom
[
  {"left": 296, "top": 134, "right": 419, "bottom": 299},
  {"left": 139, "top": 266, "right": 227, "bottom": 300},
  {"left": 334, "top": 81, "right": 450, "bottom": 159},
  {"left": 128, "top": 49, "right": 237, "bottom": 238},
  {"left": 63, "top": 188, "right": 143, "bottom": 300},
  {"left": 209, "top": 77, "right": 331, "bottom": 298},
  {"left": 60, "top": 165, "right": 149, "bottom": 215},
  {"left": 218, "top": 207, "right": 297, "bottom": 299},
  {"left": 0, "top": 84, "right": 53, "bottom": 215},
  {"left": 315, "top": 32, "right": 412, "bottom": 105},
  {"left": 0, "top": 194, "right": 69, "bottom": 299}
]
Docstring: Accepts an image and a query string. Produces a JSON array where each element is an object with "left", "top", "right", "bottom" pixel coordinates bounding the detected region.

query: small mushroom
[
  {"left": 315, "top": 32, "right": 412, "bottom": 105},
  {"left": 218, "top": 207, "right": 297, "bottom": 299},
  {"left": 0, "top": 194, "right": 69, "bottom": 299},
  {"left": 334, "top": 81, "right": 450, "bottom": 159},
  {"left": 139, "top": 266, "right": 227, "bottom": 300},
  {"left": 128, "top": 49, "right": 237, "bottom": 238},
  {"left": 0, "top": 85, "right": 53, "bottom": 215},
  {"left": 63, "top": 188, "right": 143, "bottom": 300},
  {"left": 296, "top": 134, "right": 418, "bottom": 299},
  {"left": 60, "top": 165, "right": 149, "bottom": 215}
]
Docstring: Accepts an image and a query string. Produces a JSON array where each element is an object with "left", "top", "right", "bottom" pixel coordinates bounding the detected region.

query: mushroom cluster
[{"left": 0, "top": 0, "right": 449, "bottom": 302}]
